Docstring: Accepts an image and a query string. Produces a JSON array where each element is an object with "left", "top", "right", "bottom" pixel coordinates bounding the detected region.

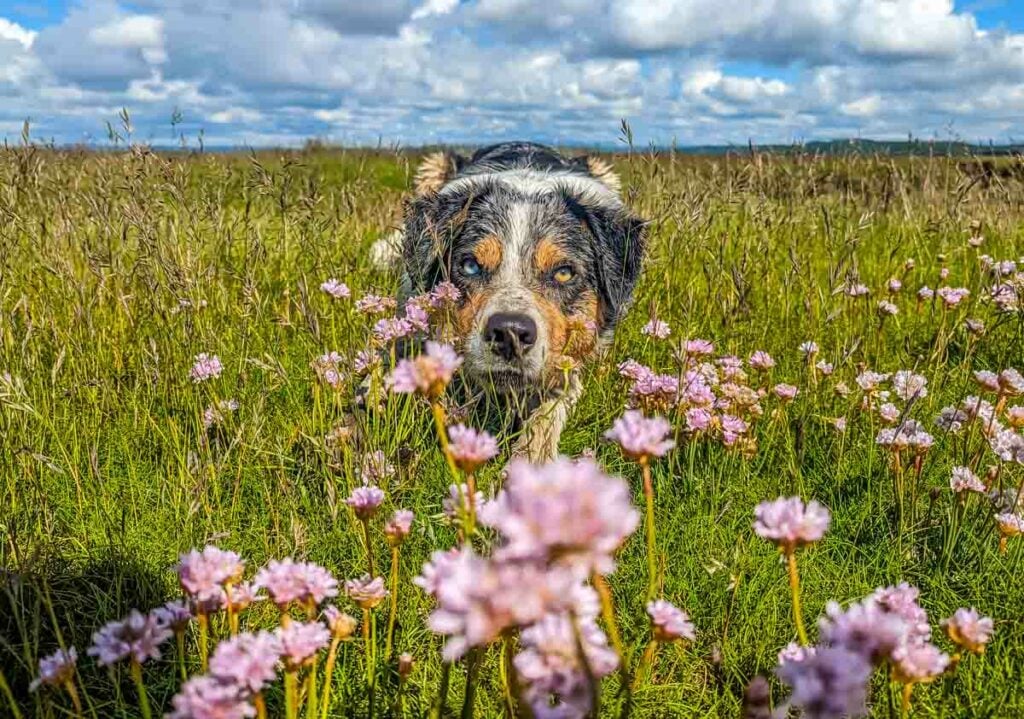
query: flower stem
[
  {"left": 225, "top": 583, "right": 238, "bottom": 636},
  {"left": 786, "top": 550, "right": 809, "bottom": 646},
  {"left": 0, "top": 668, "right": 23, "bottom": 719},
  {"left": 385, "top": 546, "right": 400, "bottom": 660},
  {"left": 64, "top": 679, "right": 84, "bottom": 718},
  {"left": 632, "top": 641, "right": 659, "bottom": 689},
  {"left": 197, "top": 611, "right": 209, "bottom": 672},
  {"left": 320, "top": 639, "right": 341, "bottom": 719},
  {"left": 460, "top": 649, "right": 482, "bottom": 719},
  {"left": 362, "top": 519, "right": 375, "bottom": 577},
  {"left": 592, "top": 573, "right": 633, "bottom": 711},
  {"left": 130, "top": 660, "right": 152, "bottom": 719},
  {"left": 430, "top": 401, "right": 461, "bottom": 481},
  {"left": 901, "top": 682, "right": 914, "bottom": 718},
  {"left": 432, "top": 662, "right": 452, "bottom": 719},
  {"left": 176, "top": 631, "right": 187, "bottom": 682},
  {"left": 255, "top": 693, "right": 268, "bottom": 719},
  {"left": 640, "top": 457, "right": 659, "bottom": 601},
  {"left": 499, "top": 635, "right": 517, "bottom": 717},
  {"left": 306, "top": 656, "right": 319, "bottom": 719},
  {"left": 285, "top": 669, "right": 298, "bottom": 719}
]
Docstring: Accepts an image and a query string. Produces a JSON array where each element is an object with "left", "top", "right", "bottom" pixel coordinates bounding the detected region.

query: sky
[{"left": 0, "top": 0, "right": 1022, "bottom": 148}]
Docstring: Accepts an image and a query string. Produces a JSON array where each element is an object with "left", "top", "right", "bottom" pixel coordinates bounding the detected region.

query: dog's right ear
[{"left": 413, "top": 151, "right": 465, "bottom": 197}]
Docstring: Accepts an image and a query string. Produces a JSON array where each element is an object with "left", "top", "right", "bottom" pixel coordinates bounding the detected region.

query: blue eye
[{"left": 460, "top": 257, "right": 482, "bottom": 277}]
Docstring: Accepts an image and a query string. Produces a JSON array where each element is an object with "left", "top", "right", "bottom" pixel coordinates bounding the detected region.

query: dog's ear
[
  {"left": 564, "top": 194, "right": 647, "bottom": 326},
  {"left": 413, "top": 151, "right": 465, "bottom": 197}
]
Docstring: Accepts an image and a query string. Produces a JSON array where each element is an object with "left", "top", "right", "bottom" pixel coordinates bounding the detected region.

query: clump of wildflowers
[{"left": 190, "top": 353, "right": 223, "bottom": 382}]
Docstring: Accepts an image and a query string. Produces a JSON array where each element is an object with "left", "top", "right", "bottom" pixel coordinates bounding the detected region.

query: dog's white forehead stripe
[
  {"left": 496, "top": 201, "right": 531, "bottom": 284},
  {"left": 441, "top": 169, "right": 622, "bottom": 208}
]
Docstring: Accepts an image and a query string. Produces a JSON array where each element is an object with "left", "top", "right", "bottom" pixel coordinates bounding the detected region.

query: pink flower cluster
[
  {"left": 754, "top": 496, "right": 831, "bottom": 551},
  {"left": 387, "top": 342, "right": 462, "bottom": 399},
  {"left": 190, "top": 353, "right": 223, "bottom": 383}
]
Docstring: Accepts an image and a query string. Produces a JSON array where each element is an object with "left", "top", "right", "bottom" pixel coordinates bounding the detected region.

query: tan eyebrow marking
[
  {"left": 533, "top": 238, "right": 568, "bottom": 274},
  {"left": 473, "top": 235, "right": 503, "bottom": 272}
]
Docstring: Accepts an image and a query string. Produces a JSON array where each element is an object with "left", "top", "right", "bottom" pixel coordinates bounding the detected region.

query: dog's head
[{"left": 403, "top": 161, "right": 646, "bottom": 391}]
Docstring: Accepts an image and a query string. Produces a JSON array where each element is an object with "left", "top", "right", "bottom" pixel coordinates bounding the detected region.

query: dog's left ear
[{"left": 565, "top": 194, "right": 647, "bottom": 326}]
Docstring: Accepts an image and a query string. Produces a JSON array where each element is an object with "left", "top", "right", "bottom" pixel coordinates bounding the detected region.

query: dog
[{"left": 377, "top": 142, "right": 647, "bottom": 461}]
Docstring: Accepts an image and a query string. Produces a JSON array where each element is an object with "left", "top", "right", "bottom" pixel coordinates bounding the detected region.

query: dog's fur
[{"left": 379, "top": 142, "right": 647, "bottom": 460}]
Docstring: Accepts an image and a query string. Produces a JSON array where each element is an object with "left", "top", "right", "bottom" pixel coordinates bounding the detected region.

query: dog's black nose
[{"left": 484, "top": 313, "right": 538, "bottom": 360}]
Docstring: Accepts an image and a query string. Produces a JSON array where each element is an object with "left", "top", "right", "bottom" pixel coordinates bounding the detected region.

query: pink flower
[
  {"left": 818, "top": 598, "right": 912, "bottom": 663},
  {"left": 996, "top": 512, "right": 1024, "bottom": 536},
  {"left": 190, "top": 353, "right": 223, "bottom": 383},
  {"left": 617, "top": 359, "right": 651, "bottom": 381},
  {"left": 404, "top": 302, "right": 430, "bottom": 332},
  {"left": 937, "top": 287, "right": 969, "bottom": 308},
  {"left": 320, "top": 278, "right": 351, "bottom": 300},
  {"left": 353, "top": 350, "right": 381, "bottom": 375},
  {"left": 798, "top": 341, "right": 818, "bottom": 357},
  {"left": 777, "top": 642, "right": 815, "bottom": 667},
  {"left": 646, "top": 600, "right": 696, "bottom": 642},
  {"left": 87, "top": 610, "right": 172, "bottom": 666},
  {"left": 254, "top": 559, "right": 339, "bottom": 608},
  {"left": 345, "top": 575, "right": 389, "bottom": 609},
  {"left": 152, "top": 600, "right": 193, "bottom": 632},
  {"left": 888, "top": 278, "right": 903, "bottom": 293},
  {"left": 209, "top": 631, "right": 282, "bottom": 693},
  {"left": 168, "top": 676, "right": 254, "bottom": 719},
  {"left": 323, "top": 606, "right": 358, "bottom": 639},
  {"left": 753, "top": 497, "right": 830, "bottom": 550},
  {"left": 720, "top": 414, "right": 748, "bottom": 445},
  {"left": 1007, "top": 406, "right": 1024, "bottom": 429},
  {"left": 311, "top": 352, "right": 345, "bottom": 388},
  {"left": 950, "top": 466, "right": 985, "bottom": 494},
  {"left": 203, "top": 398, "right": 239, "bottom": 429},
  {"left": 684, "top": 339, "right": 715, "bottom": 356},
  {"left": 629, "top": 371, "right": 679, "bottom": 412},
  {"left": 855, "top": 370, "right": 890, "bottom": 392},
  {"left": 999, "top": 368, "right": 1024, "bottom": 396},
  {"left": 416, "top": 547, "right": 578, "bottom": 661},
  {"left": 773, "top": 384, "right": 798, "bottom": 402},
  {"left": 974, "top": 370, "right": 1000, "bottom": 392},
  {"left": 373, "top": 317, "right": 414, "bottom": 344},
  {"left": 942, "top": 608, "right": 994, "bottom": 654},
  {"left": 346, "top": 485, "right": 386, "bottom": 520},
  {"left": 604, "top": 410, "right": 675, "bottom": 460},
  {"left": 360, "top": 450, "right": 394, "bottom": 483},
  {"left": 515, "top": 593, "right": 618, "bottom": 719},
  {"left": 892, "top": 642, "right": 949, "bottom": 683},
  {"left": 845, "top": 283, "right": 870, "bottom": 297},
  {"left": 878, "top": 403, "right": 900, "bottom": 424},
  {"left": 892, "top": 370, "right": 928, "bottom": 401},
  {"left": 30, "top": 647, "right": 77, "bottom": 691},
  {"left": 447, "top": 424, "right": 499, "bottom": 472},
  {"left": 642, "top": 319, "right": 671, "bottom": 339},
  {"left": 480, "top": 457, "right": 639, "bottom": 576},
  {"left": 685, "top": 407, "right": 712, "bottom": 433},
  {"left": 877, "top": 300, "right": 898, "bottom": 317},
  {"left": 276, "top": 621, "right": 330, "bottom": 669},
  {"left": 428, "top": 281, "right": 462, "bottom": 307},
  {"left": 917, "top": 286, "right": 934, "bottom": 300},
  {"left": 749, "top": 351, "right": 775, "bottom": 370},
  {"left": 355, "top": 294, "right": 397, "bottom": 314},
  {"left": 176, "top": 546, "right": 245, "bottom": 604},
  {"left": 777, "top": 646, "right": 871, "bottom": 719},
  {"left": 387, "top": 342, "right": 462, "bottom": 398},
  {"left": 443, "top": 483, "right": 490, "bottom": 521},
  {"left": 385, "top": 509, "right": 415, "bottom": 544}
]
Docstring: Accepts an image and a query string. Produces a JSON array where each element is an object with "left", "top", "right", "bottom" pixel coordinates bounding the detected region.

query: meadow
[{"left": 1, "top": 141, "right": 1023, "bottom": 718}]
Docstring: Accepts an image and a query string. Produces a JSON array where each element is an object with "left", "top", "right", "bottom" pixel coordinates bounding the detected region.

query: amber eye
[{"left": 552, "top": 266, "right": 575, "bottom": 284}]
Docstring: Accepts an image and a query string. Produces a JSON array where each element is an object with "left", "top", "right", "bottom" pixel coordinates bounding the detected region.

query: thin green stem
[
  {"left": 640, "top": 457, "right": 659, "bottom": 601},
  {"left": 385, "top": 546, "right": 400, "bottom": 660},
  {"left": 320, "top": 638, "right": 341, "bottom": 719},
  {"left": 198, "top": 611, "right": 210, "bottom": 672},
  {"left": 786, "top": 550, "right": 809, "bottom": 646},
  {"left": 432, "top": 662, "right": 452, "bottom": 719},
  {"left": 130, "top": 660, "right": 152, "bottom": 719},
  {"left": 306, "top": 656, "right": 318, "bottom": 719},
  {"left": 285, "top": 669, "right": 299, "bottom": 719},
  {"left": 461, "top": 649, "right": 482, "bottom": 719}
]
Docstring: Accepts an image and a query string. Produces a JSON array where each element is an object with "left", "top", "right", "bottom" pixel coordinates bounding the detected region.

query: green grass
[{"left": 2, "top": 145, "right": 1023, "bottom": 718}]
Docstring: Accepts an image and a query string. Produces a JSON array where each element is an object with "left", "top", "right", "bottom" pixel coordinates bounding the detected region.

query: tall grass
[{"left": 1, "top": 142, "right": 1023, "bottom": 717}]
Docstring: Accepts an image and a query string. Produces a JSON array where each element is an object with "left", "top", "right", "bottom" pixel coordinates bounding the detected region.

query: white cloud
[
  {"left": 840, "top": 94, "right": 883, "bottom": 117},
  {"left": 0, "top": 0, "right": 1022, "bottom": 146},
  {"left": 0, "top": 18, "right": 35, "bottom": 49}
]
